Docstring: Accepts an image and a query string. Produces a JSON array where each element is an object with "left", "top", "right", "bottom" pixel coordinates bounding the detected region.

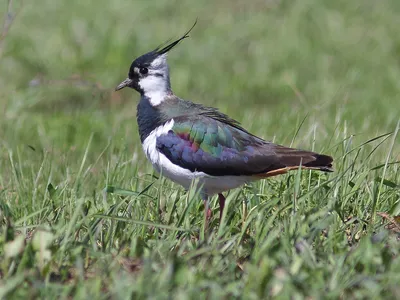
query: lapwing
[{"left": 115, "top": 22, "right": 333, "bottom": 224}]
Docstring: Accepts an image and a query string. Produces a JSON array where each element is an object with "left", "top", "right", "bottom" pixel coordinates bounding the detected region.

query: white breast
[{"left": 141, "top": 119, "right": 252, "bottom": 197}]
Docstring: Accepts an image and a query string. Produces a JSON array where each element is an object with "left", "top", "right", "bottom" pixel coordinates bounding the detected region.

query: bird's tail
[{"left": 256, "top": 147, "right": 333, "bottom": 178}]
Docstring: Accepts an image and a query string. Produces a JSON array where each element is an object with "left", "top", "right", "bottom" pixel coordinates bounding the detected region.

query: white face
[{"left": 137, "top": 54, "right": 171, "bottom": 106}]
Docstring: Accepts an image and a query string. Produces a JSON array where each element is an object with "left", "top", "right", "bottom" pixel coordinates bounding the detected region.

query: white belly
[{"left": 142, "top": 120, "right": 251, "bottom": 196}]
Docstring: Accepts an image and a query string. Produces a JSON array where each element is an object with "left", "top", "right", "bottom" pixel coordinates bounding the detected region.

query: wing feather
[{"left": 156, "top": 115, "right": 333, "bottom": 176}]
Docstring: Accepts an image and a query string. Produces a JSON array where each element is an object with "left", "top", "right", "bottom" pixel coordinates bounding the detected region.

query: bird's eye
[{"left": 140, "top": 67, "right": 148, "bottom": 75}]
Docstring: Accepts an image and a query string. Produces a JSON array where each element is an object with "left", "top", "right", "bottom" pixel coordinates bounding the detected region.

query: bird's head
[{"left": 115, "top": 21, "right": 197, "bottom": 102}]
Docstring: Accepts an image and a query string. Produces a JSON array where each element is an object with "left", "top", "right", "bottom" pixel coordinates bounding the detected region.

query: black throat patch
[{"left": 136, "top": 96, "right": 168, "bottom": 142}]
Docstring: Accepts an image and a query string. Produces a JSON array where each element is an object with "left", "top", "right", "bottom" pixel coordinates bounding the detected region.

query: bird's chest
[
  {"left": 136, "top": 96, "right": 166, "bottom": 143},
  {"left": 142, "top": 135, "right": 162, "bottom": 173}
]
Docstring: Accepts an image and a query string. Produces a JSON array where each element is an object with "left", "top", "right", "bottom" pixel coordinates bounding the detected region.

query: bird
[{"left": 115, "top": 21, "right": 333, "bottom": 225}]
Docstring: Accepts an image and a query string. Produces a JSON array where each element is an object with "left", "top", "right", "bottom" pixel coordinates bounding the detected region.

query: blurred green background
[
  {"left": 0, "top": 0, "right": 399, "bottom": 298},
  {"left": 2, "top": 0, "right": 400, "bottom": 147}
]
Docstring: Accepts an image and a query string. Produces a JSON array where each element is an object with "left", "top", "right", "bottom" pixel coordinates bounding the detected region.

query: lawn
[{"left": 0, "top": 0, "right": 399, "bottom": 298}]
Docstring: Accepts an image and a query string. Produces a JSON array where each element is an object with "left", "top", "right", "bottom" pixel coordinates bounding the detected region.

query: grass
[{"left": 1, "top": 0, "right": 400, "bottom": 298}]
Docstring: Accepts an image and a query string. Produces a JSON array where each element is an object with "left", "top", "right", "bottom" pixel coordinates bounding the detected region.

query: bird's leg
[
  {"left": 218, "top": 193, "right": 226, "bottom": 220},
  {"left": 205, "top": 200, "right": 212, "bottom": 221},
  {"left": 202, "top": 195, "right": 212, "bottom": 231}
]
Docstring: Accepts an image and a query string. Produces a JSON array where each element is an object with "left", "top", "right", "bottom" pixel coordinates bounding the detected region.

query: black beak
[{"left": 115, "top": 78, "right": 133, "bottom": 91}]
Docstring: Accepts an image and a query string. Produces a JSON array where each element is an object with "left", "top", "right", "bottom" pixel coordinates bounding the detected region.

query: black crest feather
[
  {"left": 129, "top": 20, "right": 198, "bottom": 75},
  {"left": 154, "top": 19, "right": 197, "bottom": 55}
]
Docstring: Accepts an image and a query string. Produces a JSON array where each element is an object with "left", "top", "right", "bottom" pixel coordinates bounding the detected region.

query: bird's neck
[
  {"left": 143, "top": 89, "right": 172, "bottom": 106},
  {"left": 140, "top": 74, "right": 172, "bottom": 106}
]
